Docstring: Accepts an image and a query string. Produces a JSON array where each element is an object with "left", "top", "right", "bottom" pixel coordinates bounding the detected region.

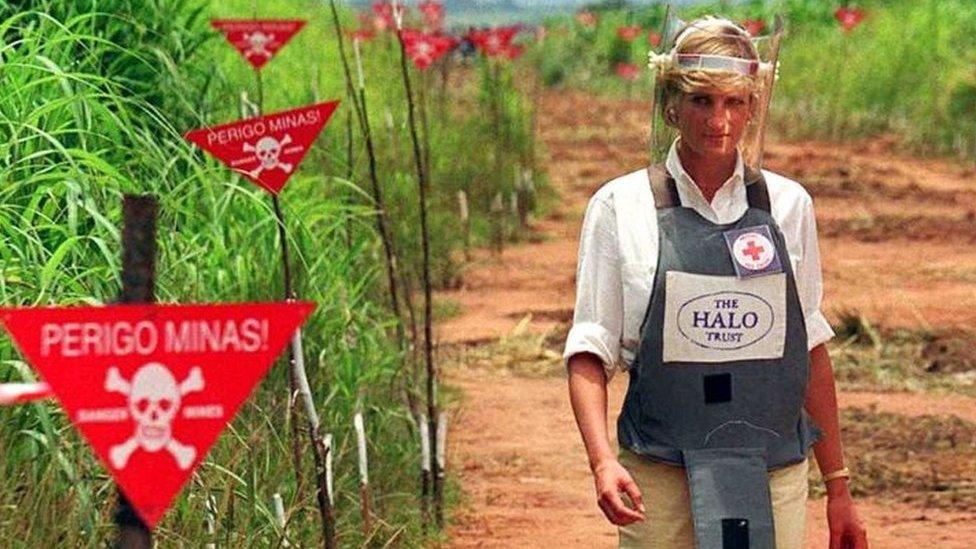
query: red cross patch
[
  {"left": 732, "top": 232, "right": 774, "bottom": 270},
  {"left": 723, "top": 224, "right": 783, "bottom": 278}
]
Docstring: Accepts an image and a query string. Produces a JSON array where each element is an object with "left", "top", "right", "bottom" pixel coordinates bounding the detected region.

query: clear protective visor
[{"left": 647, "top": 9, "right": 784, "bottom": 175}]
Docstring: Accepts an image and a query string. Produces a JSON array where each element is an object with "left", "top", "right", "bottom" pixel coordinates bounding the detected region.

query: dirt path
[{"left": 438, "top": 90, "right": 976, "bottom": 548}]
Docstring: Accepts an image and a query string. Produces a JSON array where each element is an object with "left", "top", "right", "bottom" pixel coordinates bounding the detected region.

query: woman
[{"left": 564, "top": 16, "right": 868, "bottom": 549}]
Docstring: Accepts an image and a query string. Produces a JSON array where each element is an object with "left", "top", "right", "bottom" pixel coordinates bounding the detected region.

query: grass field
[{"left": 530, "top": 0, "right": 976, "bottom": 161}]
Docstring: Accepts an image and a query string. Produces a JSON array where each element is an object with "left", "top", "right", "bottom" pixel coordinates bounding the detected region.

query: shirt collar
[{"left": 664, "top": 139, "right": 748, "bottom": 224}]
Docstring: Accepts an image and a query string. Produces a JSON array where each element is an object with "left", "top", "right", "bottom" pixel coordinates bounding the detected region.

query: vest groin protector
[{"left": 618, "top": 166, "right": 821, "bottom": 548}]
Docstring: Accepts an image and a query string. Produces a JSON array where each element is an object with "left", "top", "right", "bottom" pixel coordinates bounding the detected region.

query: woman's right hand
[{"left": 592, "top": 458, "right": 646, "bottom": 526}]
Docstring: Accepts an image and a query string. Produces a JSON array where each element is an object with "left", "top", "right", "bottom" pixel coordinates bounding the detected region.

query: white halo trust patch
[{"left": 663, "top": 271, "right": 786, "bottom": 363}]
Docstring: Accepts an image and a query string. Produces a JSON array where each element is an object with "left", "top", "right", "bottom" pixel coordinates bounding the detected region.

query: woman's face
[{"left": 671, "top": 87, "right": 753, "bottom": 160}]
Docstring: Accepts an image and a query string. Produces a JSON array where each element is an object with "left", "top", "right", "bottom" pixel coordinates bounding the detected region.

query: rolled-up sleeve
[
  {"left": 563, "top": 194, "right": 624, "bottom": 381},
  {"left": 796, "top": 194, "right": 835, "bottom": 350}
]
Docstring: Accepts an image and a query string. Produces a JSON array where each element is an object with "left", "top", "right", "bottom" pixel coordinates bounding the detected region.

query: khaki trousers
[{"left": 618, "top": 447, "right": 809, "bottom": 548}]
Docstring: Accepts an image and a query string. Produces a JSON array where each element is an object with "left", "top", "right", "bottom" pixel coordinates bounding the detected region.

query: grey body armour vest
[{"left": 617, "top": 166, "right": 821, "bottom": 549}]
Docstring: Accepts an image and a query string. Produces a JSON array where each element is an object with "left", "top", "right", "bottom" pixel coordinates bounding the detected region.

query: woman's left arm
[
  {"left": 806, "top": 341, "right": 868, "bottom": 549},
  {"left": 790, "top": 188, "right": 868, "bottom": 548},
  {"left": 806, "top": 344, "right": 847, "bottom": 488}
]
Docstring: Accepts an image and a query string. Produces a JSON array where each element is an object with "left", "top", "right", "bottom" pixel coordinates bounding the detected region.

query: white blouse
[{"left": 562, "top": 143, "right": 835, "bottom": 381}]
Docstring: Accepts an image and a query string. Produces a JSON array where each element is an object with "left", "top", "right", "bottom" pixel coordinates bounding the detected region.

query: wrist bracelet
[{"left": 822, "top": 467, "right": 851, "bottom": 483}]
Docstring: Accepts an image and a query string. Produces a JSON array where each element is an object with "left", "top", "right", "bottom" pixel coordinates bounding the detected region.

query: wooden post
[
  {"left": 113, "top": 195, "right": 157, "bottom": 549},
  {"left": 249, "top": 64, "right": 308, "bottom": 506},
  {"left": 325, "top": 0, "right": 419, "bottom": 438},
  {"left": 251, "top": 69, "right": 336, "bottom": 548},
  {"left": 391, "top": 8, "right": 442, "bottom": 529},
  {"left": 291, "top": 329, "right": 338, "bottom": 548}
]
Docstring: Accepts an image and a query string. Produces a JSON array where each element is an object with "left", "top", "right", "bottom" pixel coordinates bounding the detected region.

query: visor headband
[
  {"left": 675, "top": 54, "right": 759, "bottom": 75},
  {"left": 648, "top": 52, "right": 771, "bottom": 78}
]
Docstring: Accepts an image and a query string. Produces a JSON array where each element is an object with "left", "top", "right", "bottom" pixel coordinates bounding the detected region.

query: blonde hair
[{"left": 655, "top": 17, "right": 764, "bottom": 119}]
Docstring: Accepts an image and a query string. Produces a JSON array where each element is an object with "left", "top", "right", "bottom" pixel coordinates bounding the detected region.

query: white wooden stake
[
  {"left": 353, "top": 38, "right": 366, "bottom": 92},
  {"left": 0, "top": 382, "right": 52, "bottom": 406},
  {"left": 491, "top": 192, "right": 503, "bottom": 213},
  {"left": 458, "top": 191, "right": 471, "bottom": 261},
  {"left": 272, "top": 493, "right": 290, "bottom": 547},
  {"left": 291, "top": 329, "right": 320, "bottom": 432},
  {"left": 419, "top": 412, "right": 432, "bottom": 528},
  {"left": 436, "top": 412, "right": 447, "bottom": 473},
  {"left": 239, "top": 90, "right": 258, "bottom": 119},
  {"left": 385, "top": 108, "right": 398, "bottom": 151},
  {"left": 290, "top": 325, "right": 335, "bottom": 532},
  {"left": 311, "top": 64, "right": 320, "bottom": 102},
  {"left": 457, "top": 191, "right": 469, "bottom": 224},
  {"left": 204, "top": 494, "right": 217, "bottom": 549},
  {"left": 325, "top": 433, "right": 334, "bottom": 506},
  {"left": 420, "top": 413, "right": 431, "bottom": 473},
  {"left": 354, "top": 412, "right": 369, "bottom": 485},
  {"left": 354, "top": 412, "right": 373, "bottom": 537},
  {"left": 392, "top": 0, "right": 404, "bottom": 30},
  {"left": 524, "top": 169, "right": 536, "bottom": 192}
]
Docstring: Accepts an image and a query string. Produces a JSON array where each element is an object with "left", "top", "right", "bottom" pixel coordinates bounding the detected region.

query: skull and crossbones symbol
[
  {"left": 105, "top": 363, "right": 203, "bottom": 470},
  {"left": 243, "top": 31, "right": 275, "bottom": 59},
  {"left": 242, "top": 135, "right": 294, "bottom": 178}
]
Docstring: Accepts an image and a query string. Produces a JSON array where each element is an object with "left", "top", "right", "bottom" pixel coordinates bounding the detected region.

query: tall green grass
[
  {"left": 0, "top": 0, "right": 538, "bottom": 545},
  {"left": 772, "top": 0, "right": 976, "bottom": 159},
  {"left": 533, "top": 7, "right": 659, "bottom": 94},
  {"left": 532, "top": 0, "right": 976, "bottom": 161}
]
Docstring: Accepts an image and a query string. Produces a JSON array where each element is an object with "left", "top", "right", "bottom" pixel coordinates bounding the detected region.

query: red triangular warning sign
[
  {"left": 211, "top": 19, "right": 306, "bottom": 70},
  {"left": 0, "top": 301, "right": 314, "bottom": 528},
  {"left": 184, "top": 101, "right": 340, "bottom": 194}
]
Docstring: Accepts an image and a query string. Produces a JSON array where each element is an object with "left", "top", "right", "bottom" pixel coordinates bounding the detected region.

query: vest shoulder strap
[
  {"left": 647, "top": 164, "right": 680, "bottom": 210},
  {"left": 744, "top": 165, "right": 771, "bottom": 214}
]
